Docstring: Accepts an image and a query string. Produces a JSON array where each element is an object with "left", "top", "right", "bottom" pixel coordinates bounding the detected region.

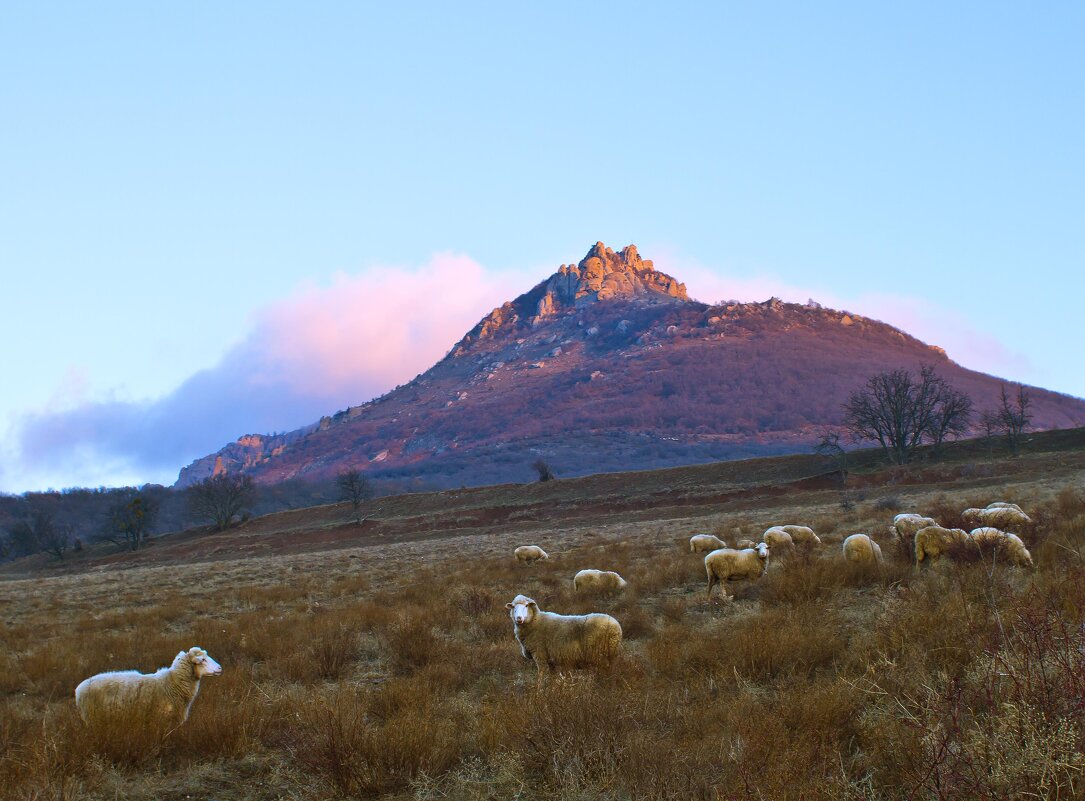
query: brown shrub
[
  {"left": 383, "top": 613, "right": 449, "bottom": 673},
  {"left": 294, "top": 686, "right": 467, "bottom": 797}
]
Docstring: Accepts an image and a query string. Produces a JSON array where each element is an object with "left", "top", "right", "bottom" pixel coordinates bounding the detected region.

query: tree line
[{"left": 831, "top": 365, "right": 1034, "bottom": 466}]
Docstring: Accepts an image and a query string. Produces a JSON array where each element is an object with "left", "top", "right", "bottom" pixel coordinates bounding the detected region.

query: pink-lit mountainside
[{"left": 177, "top": 242, "right": 1085, "bottom": 488}]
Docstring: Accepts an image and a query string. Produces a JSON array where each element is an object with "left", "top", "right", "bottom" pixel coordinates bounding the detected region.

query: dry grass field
[{"left": 2, "top": 433, "right": 1084, "bottom": 800}]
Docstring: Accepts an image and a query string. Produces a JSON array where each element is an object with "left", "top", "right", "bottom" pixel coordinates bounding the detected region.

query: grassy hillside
[{"left": 1, "top": 431, "right": 1083, "bottom": 799}]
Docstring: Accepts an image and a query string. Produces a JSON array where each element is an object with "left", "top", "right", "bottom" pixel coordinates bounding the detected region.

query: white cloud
[{"left": 5, "top": 254, "right": 518, "bottom": 492}]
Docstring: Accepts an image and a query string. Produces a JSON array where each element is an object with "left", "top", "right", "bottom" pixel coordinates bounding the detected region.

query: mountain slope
[{"left": 177, "top": 242, "right": 1085, "bottom": 487}]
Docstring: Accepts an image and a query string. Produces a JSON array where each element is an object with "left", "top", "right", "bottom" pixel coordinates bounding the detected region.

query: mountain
[{"left": 177, "top": 242, "right": 1085, "bottom": 488}]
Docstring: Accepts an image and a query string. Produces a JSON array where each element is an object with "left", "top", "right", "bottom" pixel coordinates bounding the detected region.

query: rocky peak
[
  {"left": 532, "top": 242, "right": 687, "bottom": 323},
  {"left": 453, "top": 242, "right": 689, "bottom": 353}
]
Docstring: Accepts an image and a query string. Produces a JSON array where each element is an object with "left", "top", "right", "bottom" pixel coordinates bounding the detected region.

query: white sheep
[
  {"left": 985, "top": 501, "right": 1024, "bottom": 512},
  {"left": 914, "top": 525, "right": 972, "bottom": 565},
  {"left": 74, "top": 646, "right": 222, "bottom": 729},
  {"left": 779, "top": 525, "right": 821, "bottom": 546},
  {"left": 689, "top": 533, "right": 726, "bottom": 553},
  {"left": 506, "top": 594, "right": 622, "bottom": 675},
  {"left": 514, "top": 545, "right": 549, "bottom": 563},
  {"left": 762, "top": 527, "right": 794, "bottom": 554},
  {"left": 969, "top": 527, "right": 1034, "bottom": 567},
  {"left": 734, "top": 538, "right": 756, "bottom": 550},
  {"left": 890, "top": 514, "right": 939, "bottom": 549},
  {"left": 705, "top": 543, "right": 770, "bottom": 601},
  {"left": 963, "top": 506, "right": 1032, "bottom": 530},
  {"left": 842, "top": 533, "right": 883, "bottom": 566},
  {"left": 573, "top": 569, "right": 629, "bottom": 593}
]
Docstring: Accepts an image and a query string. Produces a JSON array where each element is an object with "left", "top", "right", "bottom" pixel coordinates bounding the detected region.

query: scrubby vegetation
[{"left": 1, "top": 474, "right": 1083, "bottom": 799}]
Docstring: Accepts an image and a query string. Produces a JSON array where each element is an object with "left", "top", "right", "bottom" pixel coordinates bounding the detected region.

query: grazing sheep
[
  {"left": 705, "top": 543, "right": 770, "bottom": 601},
  {"left": 914, "top": 525, "right": 972, "bottom": 565},
  {"left": 506, "top": 594, "right": 622, "bottom": 675},
  {"left": 514, "top": 545, "right": 549, "bottom": 564},
  {"left": 735, "top": 538, "right": 756, "bottom": 550},
  {"left": 689, "top": 533, "right": 726, "bottom": 553},
  {"left": 986, "top": 501, "right": 1024, "bottom": 512},
  {"left": 969, "top": 527, "right": 1034, "bottom": 567},
  {"left": 842, "top": 533, "right": 883, "bottom": 566},
  {"left": 762, "top": 527, "right": 794, "bottom": 554},
  {"left": 890, "top": 514, "right": 939, "bottom": 549},
  {"left": 779, "top": 525, "right": 821, "bottom": 546},
  {"left": 963, "top": 506, "right": 1032, "bottom": 530},
  {"left": 75, "top": 647, "right": 222, "bottom": 729},
  {"left": 573, "top": 569, "right": 629, "bottom": 593}
]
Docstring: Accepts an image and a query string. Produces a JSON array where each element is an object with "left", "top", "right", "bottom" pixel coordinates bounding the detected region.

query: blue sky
[{"left": 2, "top": 3, "right": 1083, "bottom": 492}]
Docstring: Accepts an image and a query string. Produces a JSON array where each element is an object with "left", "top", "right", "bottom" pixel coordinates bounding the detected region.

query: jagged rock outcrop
[
  {"left": 455, "top": 242, "right": 686, "bottom": 353},
  {"left": 538, "top": 242, "right": 686, "bottom": 312}
]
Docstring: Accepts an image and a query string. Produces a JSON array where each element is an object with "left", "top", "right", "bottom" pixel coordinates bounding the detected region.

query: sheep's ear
[
  {"left": 528, "top": 601, "right": 538, "bottom": 609},
  {"left": 505, "top": 603, "right": 514, "bottom": 609}
]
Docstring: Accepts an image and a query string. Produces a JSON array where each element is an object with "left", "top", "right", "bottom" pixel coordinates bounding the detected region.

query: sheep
[
  {"left": 986, "top": 501, "right": 1024, "bottom": 512},
  {"left": 573, "top": 569, "right": 628, "bottom": 593},
  {"left": 890, "top": 514, "right": 939, "bottom": 550},
  {"left": 506, "top": 594, "right": 622, "bottom": 675},
  {"left": 914, "top": 525, "right": 972, "bottom": 565},
  {"left": 842, "top": 533, "right": 883, "bottom": 566},
  {"left": 74, "top": 646, "right": 222, "bottom": 730},
  {"left": 689, "top": 533, "right": 726, "bottom": 553},
  {"left": 969, "top": 527, "right": 1034, "bottom": 567},
  {"left": 963, "top": 506, "right": 1032, "bottom": 530},
  {"left": 761, "top": 527, "right": 794, "bottom": 554},
  {"left": 705, "top": 543, "right": 770, "bottom": 601},
  {"left": 779, "top": 525, "right": 821, "bottom": 546},
  {"left": 514, "top": 545, "right": 549, "bottom": 563},
  {"left": 734, "top": 538, "right": 757, "bottom": 550}
]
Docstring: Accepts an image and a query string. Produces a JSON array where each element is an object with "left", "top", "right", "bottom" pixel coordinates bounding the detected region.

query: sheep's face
[
  {"left": 756, "top": 542, "right": 770, "bottom": 562},
  {"left": 188, "top": 647, "right": 223, "bottom": 678},
  {"left": 506, "top": 595, "right": 538, "bottom": 626}
]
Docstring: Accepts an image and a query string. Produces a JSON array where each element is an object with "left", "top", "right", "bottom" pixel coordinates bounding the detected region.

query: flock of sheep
[
  {"left": 72, "top": 500, "right": 1034, "bottom": 731},
  {"left": 504, "top": 499, "right": 1034, "bottom": 675}
]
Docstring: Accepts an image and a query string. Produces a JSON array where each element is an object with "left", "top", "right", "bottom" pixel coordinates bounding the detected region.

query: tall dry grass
[{"left": 1, "top": 486, "right": 1083, "bottom": 799}]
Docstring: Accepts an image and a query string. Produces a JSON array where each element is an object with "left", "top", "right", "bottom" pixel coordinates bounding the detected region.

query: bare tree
[
  {"left": 814, "top": 431, "right": 848, "bottom": 485},
  {"left": 107, "top": 492, "right": 159, "bottom": 551},
  {"left": 980, "top": 409, "right": 1000, "bottom": 460},
  {"left": 844, "top": 366, "right": 972, "bottom": 465},
  {"left": 995, "top": 384, "right": 1033, "bottom": 456},
  {"left": 532, "top": 459, "right": 555, "bottom": 482},
  {"left": 188, "top": 473, "right": 255, "bottom": 531},
  {"left": 40, "top": 521, "right": 73, "bottom": 560},
  {"left": 8, "top": 508, "right": 68, "bottom": 559},
  {"left": 337, "top": 468, "right": 374, "bottom": 524},
  {"left": 926, "top": 384, "right": 974, "bottom": 456}
]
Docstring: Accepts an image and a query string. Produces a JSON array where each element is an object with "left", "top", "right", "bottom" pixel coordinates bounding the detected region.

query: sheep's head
[
  {"left": 506, "top": 594, "right": 538, "bottom": 626},
  {"left": 962, "top": 508, "right": 983, "bottom": 525},
  {"left": 186, "top": 647, "right": 223, "bottom": 678},
  {"left": 756, "top": 542, "right": 770, "bottom": 563}
]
